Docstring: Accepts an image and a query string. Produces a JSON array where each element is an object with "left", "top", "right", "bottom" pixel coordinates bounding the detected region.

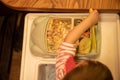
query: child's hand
[{"left": 88, "top": 9, "right": 99, "bottom": 25}]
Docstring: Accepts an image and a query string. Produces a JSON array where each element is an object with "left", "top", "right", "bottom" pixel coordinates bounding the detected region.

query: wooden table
[{"left": 1, "top": 0, "right": 120, "bottom": 13}]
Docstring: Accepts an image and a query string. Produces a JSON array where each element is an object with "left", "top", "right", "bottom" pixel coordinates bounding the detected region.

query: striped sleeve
[{"left": 56, "top": 42, "right": 76, "bottom": 80}]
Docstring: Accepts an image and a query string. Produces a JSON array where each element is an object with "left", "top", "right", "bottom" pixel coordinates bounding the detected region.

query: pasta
[{"left": 46, "top": 18, "right": 72, "bottom": 53}]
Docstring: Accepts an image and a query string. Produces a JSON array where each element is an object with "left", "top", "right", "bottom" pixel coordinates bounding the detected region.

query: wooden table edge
[{"left": 1, "top": 1, "right": 120, "bottom": 13}]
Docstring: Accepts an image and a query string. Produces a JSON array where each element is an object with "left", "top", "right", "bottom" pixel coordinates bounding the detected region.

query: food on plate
[
  {"left": 46, "top": 18, "right": 72, "bottom": 53},
  {"left": 46, "top": 17, "right": 98, "bottom": 54},
  {"left": 74, "top": 18, "right": 91, "bottom": 54},
  {"left": 78, "top": 37, "right": 91, "bottom": 54},
  {"left": 89, "top": 8, "right": 97, "bottom": 53}
]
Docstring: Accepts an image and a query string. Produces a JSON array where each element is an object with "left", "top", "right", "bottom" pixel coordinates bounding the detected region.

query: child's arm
[
  {"left": 56, "top": 10, "right": 99, "bottom": 80},
  {"left": 64, "top": 10, "right": 99, "bottom": 44}
]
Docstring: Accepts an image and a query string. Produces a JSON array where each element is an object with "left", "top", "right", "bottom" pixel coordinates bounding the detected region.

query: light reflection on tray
[{"left": 38, "top": 64, "right": 55, "bottom": 80}]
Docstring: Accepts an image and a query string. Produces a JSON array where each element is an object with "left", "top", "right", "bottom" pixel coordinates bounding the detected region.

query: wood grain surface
[{"left": 1, "top": 0, "right": 120, "bottom": 12}]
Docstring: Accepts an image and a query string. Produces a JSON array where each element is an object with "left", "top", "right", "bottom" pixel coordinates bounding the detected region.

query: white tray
[{"left": 20, "top": 13, "right": 120, "bottom": 80}]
